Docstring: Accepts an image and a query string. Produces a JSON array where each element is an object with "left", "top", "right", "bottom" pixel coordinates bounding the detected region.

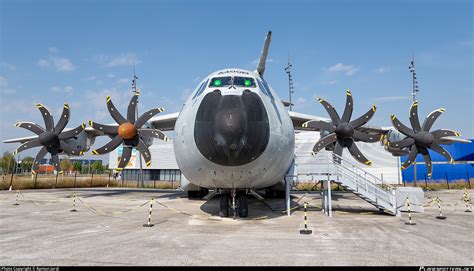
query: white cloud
[
  {"left": 325, "top": 80, "right": 338, "bottom": 85},
  {"left": 52, "top": 57, "right": 76, "bottom": 72},
  {"left": 96, "top": 53, "right": 141, "bottom": 67},
  {"left": 48, "top": 47, "right": 59, "bottom": 54},
  {"left": 84, "top": 76, "right": 97, "bottom": 81},
  {"left": 251, "top": 58, "right": 274, "bottom": 66},
  {"left": 117, "top": 78, "right": 129, "bottom": 84},
  {"left": 0, "top": 76, "right": 16, "bottom": 94},
  {"left": 107, "top": 73, "right": 116, "bottom": 78},
  {"left": 0, "top": 76, "right": 7, "bottom": 87},
  {"left": 326, "top": 63, "right": 359, "bottom": 76},
  {"left": 181, "top": 88, "right": 192, "bottom": 101},
  {"left": 375, "top": 66, "right": 391, "bottom": 74},
  {"left": 0, "top": 62, "right": 16, "bottom": 71},
  {"left": 37, "top": 59, "right": 50, "bottom": 68},
  {"left": 51, "top": 85, "right": 74, "bottom": 95}
]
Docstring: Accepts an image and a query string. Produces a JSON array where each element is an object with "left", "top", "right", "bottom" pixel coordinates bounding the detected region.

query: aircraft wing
[
  {"left": 289, "top": 111, "right": 391, "bottom": 134},
  {"left": 148, "top": 112, "right": 179, "bottom": 131}
]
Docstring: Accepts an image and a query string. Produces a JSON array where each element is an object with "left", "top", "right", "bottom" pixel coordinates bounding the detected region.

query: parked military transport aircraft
[{"left": 4, "top": 31, "right": 468, "bottom": 218}]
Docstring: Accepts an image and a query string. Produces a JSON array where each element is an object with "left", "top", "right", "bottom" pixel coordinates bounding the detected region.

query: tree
[
  {"left": 60, "top": 159, "right": 72, "bottom": 173},
  {"left": 0, "top": 152, "right": 16, "bottom": 174},
  {"left": 73, "top": 161, "right": 82, "bottom": 172},
  {"left": 20, "top": 156, "right": 34, "bottom": 172},
  {"left": 91, "top": 161, "right": 104, "bottom": 173}
]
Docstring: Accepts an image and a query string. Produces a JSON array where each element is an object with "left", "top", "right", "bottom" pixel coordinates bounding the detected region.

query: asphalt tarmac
[{"left": 0, "top": 188, "right": 472, "bottom": 266}]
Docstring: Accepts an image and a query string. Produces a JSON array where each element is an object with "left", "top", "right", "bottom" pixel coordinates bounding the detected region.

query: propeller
[
  {"left": 302, "top": 90, "right": 383, "bottom": 166},
  {"left": 12, "top": 103, "right": 85, "bottom": 174},
  {"left": 386, "top": 101, "right": 461, "bottom": 177},
  {"left": 89, "top": 92, "right": 168, "bottom": 171}
]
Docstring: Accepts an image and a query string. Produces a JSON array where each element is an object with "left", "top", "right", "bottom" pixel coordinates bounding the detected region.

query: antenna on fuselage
[{"left": 256, "top": 31, "right": 272, "bottom": 77}]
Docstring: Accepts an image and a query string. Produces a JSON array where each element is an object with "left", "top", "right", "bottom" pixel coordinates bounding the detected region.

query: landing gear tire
[
  {"left": 219, "top": 194, "right": 230, "bottom": 217},
  {"left": 238, "top": 195, "right": 248, "bottom": 218}
]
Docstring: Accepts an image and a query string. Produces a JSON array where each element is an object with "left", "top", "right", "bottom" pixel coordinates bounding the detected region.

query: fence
[{"left": 1, "top": 170, "right": 182, "bottom": 190}]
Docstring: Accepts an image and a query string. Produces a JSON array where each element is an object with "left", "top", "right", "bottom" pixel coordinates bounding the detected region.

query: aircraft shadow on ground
[{"left": 198, "top": 194, "right": 306, "bottom": 219}]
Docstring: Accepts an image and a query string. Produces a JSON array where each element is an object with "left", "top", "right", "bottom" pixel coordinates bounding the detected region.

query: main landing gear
[{"left": 219, "top": 189, "right": 248, "bottom": 218}]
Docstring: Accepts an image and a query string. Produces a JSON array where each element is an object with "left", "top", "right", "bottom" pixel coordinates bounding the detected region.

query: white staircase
[{"left": 293, "top": 152, "right": 400, "bottom": 216}]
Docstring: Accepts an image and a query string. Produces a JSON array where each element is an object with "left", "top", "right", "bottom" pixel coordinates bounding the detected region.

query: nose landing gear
[{"left": 219, "top": 189, "right": 248, "bottom": 218}]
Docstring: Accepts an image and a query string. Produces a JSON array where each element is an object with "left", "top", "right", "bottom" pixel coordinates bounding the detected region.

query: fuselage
[{"left": 174, "top": 69, "right": 295, "bottom": 189}]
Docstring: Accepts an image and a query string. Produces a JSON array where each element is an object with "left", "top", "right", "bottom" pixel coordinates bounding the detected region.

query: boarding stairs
[{"left": 293, "top": 152, "right": 400, "bottom": 216}]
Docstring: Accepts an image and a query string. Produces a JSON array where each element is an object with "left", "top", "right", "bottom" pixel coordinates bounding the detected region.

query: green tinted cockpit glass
[
  {"left": 209, "top": 77, "right": 231, "bottom": 87},
  {"left": 233, "top": 77, "right": 256, "bottom": 88}
]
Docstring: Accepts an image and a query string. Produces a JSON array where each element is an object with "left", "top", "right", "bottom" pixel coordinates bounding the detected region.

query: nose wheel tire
[{"left": 219, "top": 194, "right": 230, "bottom": 217}]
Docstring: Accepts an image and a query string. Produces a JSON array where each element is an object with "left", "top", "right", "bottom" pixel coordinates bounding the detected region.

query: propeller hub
[
  {"left": 414, "top": 132, "right": 434, "bottom": 147},
  {"left": 39, "top": 131, "right": 60, "bottom": 148},
  {"left": 118, "top": 123, "right": 137, "bottom": 140},
  {"left": 335, "top": 123, "right": 354, "bottom": 139}
]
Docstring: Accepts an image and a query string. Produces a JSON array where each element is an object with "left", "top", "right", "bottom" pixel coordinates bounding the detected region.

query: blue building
[{"left": 401, "top": 139, "right": 474, "bottom": 184}]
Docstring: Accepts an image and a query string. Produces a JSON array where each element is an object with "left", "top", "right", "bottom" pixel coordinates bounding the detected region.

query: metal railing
[{"left": 293, "top": 151, "right": 398, "bottom": 214}]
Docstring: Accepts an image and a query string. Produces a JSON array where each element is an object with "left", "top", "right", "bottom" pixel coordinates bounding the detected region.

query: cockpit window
[
  {"left": 233, "top": 77, "right": 256, "bottom": 88},
  {"left": 192, "top": 79, "right": 209, "bottom": 100},
  {"left": 260, "top": 79, "right": 274, "bottom": 99},
  {"left": 209, "top": 77, "right": 232, "bottom": 87}
]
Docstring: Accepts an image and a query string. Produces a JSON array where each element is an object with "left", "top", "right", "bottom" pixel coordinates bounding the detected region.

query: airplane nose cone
[{"left": 194, "top": 91, "right": 270, "bottom": 166}]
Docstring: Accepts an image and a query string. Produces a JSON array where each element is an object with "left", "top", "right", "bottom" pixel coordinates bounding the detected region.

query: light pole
[
  {"left": 284, "top": 53, "right": 294, "bottom": 111},
  {"left": 409, "top": 53, "right": 420, "bottom": 187},
  {"left": 132, "top": 68, "right": 144, "bottom": 188}
]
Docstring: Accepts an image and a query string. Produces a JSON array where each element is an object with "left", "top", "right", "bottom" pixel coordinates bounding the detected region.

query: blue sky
[{"left": 0, "top": 0, "right": 472, "bottom": 161}]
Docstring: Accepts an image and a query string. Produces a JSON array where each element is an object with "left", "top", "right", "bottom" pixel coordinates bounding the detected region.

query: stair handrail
[{"left": 330, "top": 152, "right": 395, "bottom": 192}]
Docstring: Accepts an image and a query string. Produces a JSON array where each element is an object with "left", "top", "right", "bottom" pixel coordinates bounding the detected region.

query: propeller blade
[
  {"left": 91, "top": 135, "right": 123, "bottom": 155},
  {"left": 58, "top": 123, "right": 86, "bottom": 140},
  {"left": 36, "top": 103, "right": 54, "bottom": 131},
  {"left": 353, "top": 130, "right": 383, "bottom": 143},
  {"left": 431, "top": 129, "right": 461, "bottom": 139},
  {"left": 15, "top": 122, "right": 45, "bottom": 135},
  {"left": 341, "top": 90, "right": 353, "bottom": 123},
  {"left": 53, "top": 103, "right": 70, "bottom": 134},
  {"left": 301, "top": 120, "right": 335, "bottom": 132},
  {"left": 390, "top": 115, "right": 415, "bottom": 138},
  {"left": 106, "top": 95, "right": 127, "bottom": 125},
  {"left": 401, "top": 145, "right": 418, "bottom": 170},
  {"left": 349, "top": 105, "right": 377, "bottom": 128},
  {"left": 387, "top": 137, "right": 415, "bottom": 149},
  {"left": 134, "top": 107, "right": 165, "bottom": 128},
  {"left": 422, "top": 108, "right": 445, "bottom": 132},
  {"left": 13, "top": 138, "right": 41, "bottom": 155},
  {"left": 32, "top": 146, "right": 49, "bottom": 174},
  {"left": 136, "top": 138, "right": 152, "bottom": 167},
  {"left": 138, "top": 128, "right": 169, "bottom": 141},
  {"left": 317, "top": 98, "right": 340, "bottom": 126},
  {"left": 60, "top": 141, "right": 83, "bottom": 156},
  {"left": 347, "top": 140, "right": 372, "bottom": 166},
  {"left": 88, "top": 121, "right": 118, "bottom": 135},
  {"left": 429, "top": 144, "right": 454, "bottom": 164},
  {"left": 333, "top": 139, "right": 344, "bottom": 157},
  {"left": 51, "top": 154, "right": 62, "bottom": 174},
  {"left": 117, "top": 146, "right": 132, "bottom": 170},
  {"left": 420, "top": 148, "right": 433, "bottom": 178},
  {"left": 127, "top": 92, "right": 140, "bottom": 123},
  {"left": 312, "top": 133, "right": 337, "bottom": 154},
  {"left": 409, "top": 101, "right": 422, "bottom": 133}
]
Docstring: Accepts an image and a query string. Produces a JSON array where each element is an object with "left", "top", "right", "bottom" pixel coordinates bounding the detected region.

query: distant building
[{"left": 401, "top": 140, "right": 474, "bottom": 184}]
